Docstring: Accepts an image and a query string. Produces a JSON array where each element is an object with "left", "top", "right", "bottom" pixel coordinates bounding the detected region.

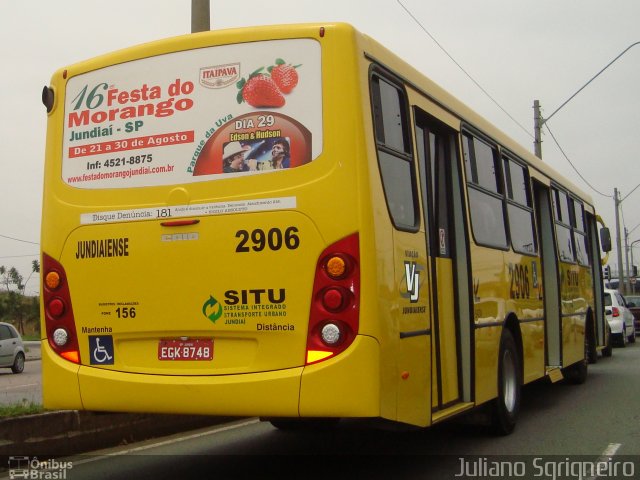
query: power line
[
  {"left": 0, "top": 233, "right": 39, "bottom": 246},
  {"left": 543, "top": 124, "right": 611, "bottom": 198},
  {"left": 396, "top": 0, "right": 534, "bottom": 139},
  {"left": 0, "top": 254, "right": 39, "bottom": 259}
]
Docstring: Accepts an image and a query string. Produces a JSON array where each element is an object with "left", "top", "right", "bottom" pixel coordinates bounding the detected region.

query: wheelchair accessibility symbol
[{"left": 89, "top": 335, "right": 114, "bottom": 365}]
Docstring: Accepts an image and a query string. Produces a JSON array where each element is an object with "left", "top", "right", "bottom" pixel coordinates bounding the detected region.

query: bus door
[
  {"left": 533, "top": 181, "right": 562, "bottom": 369},
  {"left": 414, "top": 111, "right": 464, "bottom": 413}
]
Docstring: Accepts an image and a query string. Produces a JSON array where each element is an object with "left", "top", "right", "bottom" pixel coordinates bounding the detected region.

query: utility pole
[
  {"left": 614, "top": 188, "right": 626, "bottom": 293},
  {"left": 533, "top": 100, "right": 542, "bottom": 159},
  {"left": 625, "top": 227, "right": 631, "bottom": 293},
  {"left": 191, "top": 0, "right": 210, "bottom": 33},
  {"left": 533, "top": 41, "right": 640, "bottom": 160}
]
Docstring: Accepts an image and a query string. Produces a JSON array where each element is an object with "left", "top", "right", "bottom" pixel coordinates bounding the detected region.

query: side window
[
  {"left": 462, "top": 133, "right": 507, "bottom": 249},
  {"left": 503, "top": 156, "right": 537, "bottom": 255},
  {"left": 370, "top": 72, "right": 417, "bottom": 230},
  {"left": 572, "top": 200, "right": 589, "bottom": 266},
  {"left": 552, "top": 188, "right": 574, "bottom": 263},
  {"left": 0, "top": 324, "right": 12, "bottom": 341}
]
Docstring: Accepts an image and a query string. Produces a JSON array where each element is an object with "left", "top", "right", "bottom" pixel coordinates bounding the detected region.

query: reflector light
[
  {"left": 45, "top": 271, "right": 61, "bottom": 290},
  {"left": 61, "top": 351, "right": 80, "bottom": 364},
  {"left": 52, "top": 328, "right": 69, "bottom": 347},
  {"left": 306, "top": 350, "right": 333, "bottom": 364},
  {"left": 321, "top": 323, "right": 342, "bottom": 346},
  {"left": 48, "top": 298, "right": 65, "bottom": 317},
  {"left": 325, "top": 256, "right": 346, "bottom": 279}
]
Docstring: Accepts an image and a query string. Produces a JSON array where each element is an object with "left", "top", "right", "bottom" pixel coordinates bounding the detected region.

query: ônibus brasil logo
[{"left": 202, "top": 295, "right": 223, "bottom": 323}]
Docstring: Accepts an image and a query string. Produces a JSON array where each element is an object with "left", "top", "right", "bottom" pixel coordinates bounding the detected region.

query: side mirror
[{"left": 600, "top": 227, "right": 612, "bottom": 253}]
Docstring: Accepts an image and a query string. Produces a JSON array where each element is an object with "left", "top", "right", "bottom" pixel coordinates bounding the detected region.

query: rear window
[
  {"left": 0, "top": 324, "right": 18, "bottom": 340},
  {"left": 62, "top": 39, "right": 322, "bottom": 189}
]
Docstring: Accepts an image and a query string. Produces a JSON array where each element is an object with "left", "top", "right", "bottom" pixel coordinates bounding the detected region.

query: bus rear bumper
[{"left": 42, "top": 335, "right": 380, "bottom": 418}]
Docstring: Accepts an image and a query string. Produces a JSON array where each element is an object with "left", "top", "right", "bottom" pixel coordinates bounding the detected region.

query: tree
[
  {"left": 0, "top": 266, "right": 24, "bottom": 292},
  {"left": 0, "top": 263, "right": 39, "bottom": 335},
  {"left": 22, "top": 259, "right": 40, "bottom": 295}
]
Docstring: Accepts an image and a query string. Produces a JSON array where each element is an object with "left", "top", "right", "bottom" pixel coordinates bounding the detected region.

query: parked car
[
  {"left": 625, "top": 294, "right": 640, "bottom": 335},
  {"left": 0, "top": 322, "right": 25, "bottom": 373},
  {"left": 603, "top": 289, "right": 636, "bottom": 346}
]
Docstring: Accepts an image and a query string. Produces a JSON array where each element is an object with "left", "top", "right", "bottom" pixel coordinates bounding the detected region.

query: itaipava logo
[
  {"left": 200, "top": 62, "right": 240, "bottom": 89},
  {"left": 202, "top": 295, "right": 223, "bottom": 323}
]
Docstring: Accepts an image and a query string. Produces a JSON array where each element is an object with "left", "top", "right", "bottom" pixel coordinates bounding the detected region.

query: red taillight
[
  {"left": 42, "top": 253, "right": 81, "bottom": 364},
  {"left": 612, "top": 307, "right": 620, "bottom": 317},
  {"left": 321, "top": 287, "right": 349, "bottom": 312},
  {"left": 48, "top": 298, "right": 65, "bottom": 317},
  {"left": 306, "top": 233, "right": 360, "bottom": 365}
]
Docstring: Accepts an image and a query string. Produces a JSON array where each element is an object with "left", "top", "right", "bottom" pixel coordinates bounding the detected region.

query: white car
[
  {"left": 604, "top": 289, "right": 636, "bottom": 347},
  {"left": 0, "top": 322, "right": 26, "bottom": 373}
]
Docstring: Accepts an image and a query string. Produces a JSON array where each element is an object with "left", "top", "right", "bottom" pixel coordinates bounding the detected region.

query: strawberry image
[
  {"left": 237, "top": 70, "right": 285, "bottom": 108},
  {"left": 269, "top": 59, "right": 300, "bottom": 94}
]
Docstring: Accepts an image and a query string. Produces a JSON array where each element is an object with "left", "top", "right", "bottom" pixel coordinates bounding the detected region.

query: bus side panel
[
  {"left": 503, "top": 250, "right": 545, "bottom": 384},
  {"left": 560, "top": 263, "right": 590, "bottom": 367},
  {"left": 393, "top": 234, "right": 431, "bottom": 427},
  {"left": 520, "top": 320, "right": 545, "bottom": 384},
  {"left": 473, "top": 325, "right": 500, "bottom": 405},
  {"left": 471, "top": 247, "right": 505, "bottom": 406}
]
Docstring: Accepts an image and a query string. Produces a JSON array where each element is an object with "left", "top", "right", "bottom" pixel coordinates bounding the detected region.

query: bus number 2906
[{"left": 235, "top": 227, "right": 300, "bottom": 252}]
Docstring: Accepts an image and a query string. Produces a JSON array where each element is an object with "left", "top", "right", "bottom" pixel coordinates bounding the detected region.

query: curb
[
  {"left": 0, "top": 410, "right": 236, "bottom": 457},
  {"left": 5, "top": 343, "right": 235, "bottom": 458}
]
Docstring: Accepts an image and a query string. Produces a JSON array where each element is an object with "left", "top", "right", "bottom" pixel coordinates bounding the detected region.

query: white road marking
[
  {"left": 585, "top": 443, "right": 622, "bottom": 480},
  {"left": 70, "top": 418, "right": 260, "bottom": 466},
  {"left": 4, "top": 383, "right": 38, "bottom": 390}
]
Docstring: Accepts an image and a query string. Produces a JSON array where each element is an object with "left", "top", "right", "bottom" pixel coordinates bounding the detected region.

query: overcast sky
[{"left": 1, "top": 0, "right": 639, "bottom": 294}]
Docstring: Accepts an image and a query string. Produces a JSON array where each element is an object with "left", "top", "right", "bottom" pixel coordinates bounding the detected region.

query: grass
[{"left": 0, "top": 400, "right": 44, "bottom": 418}]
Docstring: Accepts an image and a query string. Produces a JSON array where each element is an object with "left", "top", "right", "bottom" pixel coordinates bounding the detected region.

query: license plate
[{"left": 158, "top": 339, "right": 213, "bottom": 361}]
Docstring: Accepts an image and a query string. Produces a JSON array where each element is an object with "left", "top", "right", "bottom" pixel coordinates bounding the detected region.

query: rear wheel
[
  {"left": 491, "top": 330, "right": 521, "bottom": 435},
  {"left": 602, "top": 324, "right": 613, "bottom": 357}
]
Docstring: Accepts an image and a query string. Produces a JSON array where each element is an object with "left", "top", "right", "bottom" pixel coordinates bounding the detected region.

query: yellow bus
[{"left": 40, "top": 22, "right": 611, "bottom": 434}]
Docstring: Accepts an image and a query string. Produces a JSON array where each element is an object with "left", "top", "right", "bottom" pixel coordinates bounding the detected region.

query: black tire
[
  {"left": 11, "top": 352, "right": 25, "bottom": 374},
  {"left": 602, "top": 324, "right": 613, "bottom": 357},
  {"left": 491, "top": 330, "right": 521, "bottom": 436},
  {"left": 629, "top": 331, "right": 636, "bottom": 344}
]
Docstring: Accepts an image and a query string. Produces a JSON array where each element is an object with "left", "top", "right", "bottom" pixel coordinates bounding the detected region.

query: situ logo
[
  {"left": 202, "top": 296, "right": 223, "bottom": 323},
  {"left": 402, "top": 261, "right": 422, "bottom": 303},
  {"left": 202, "top": 289, "right": 286, "bottom": 323},
  {"left": 200, "top": 63, "right": 240, "bottom": 89},
  {"left": 224, "top": 288, "right": 285, "bottom": 305}
]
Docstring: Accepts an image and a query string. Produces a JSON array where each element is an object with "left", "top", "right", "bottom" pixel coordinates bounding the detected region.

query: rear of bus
[{"left": 40, "top": 24, "right": 381, "bottom": 419}]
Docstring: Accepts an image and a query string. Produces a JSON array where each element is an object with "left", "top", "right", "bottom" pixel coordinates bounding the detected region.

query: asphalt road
[
  {"left": 0, "top": 342, "right": 41, "bottom": 406},
  {"left": 6, "top": 341, "right": 636, "bottom": 480}
]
